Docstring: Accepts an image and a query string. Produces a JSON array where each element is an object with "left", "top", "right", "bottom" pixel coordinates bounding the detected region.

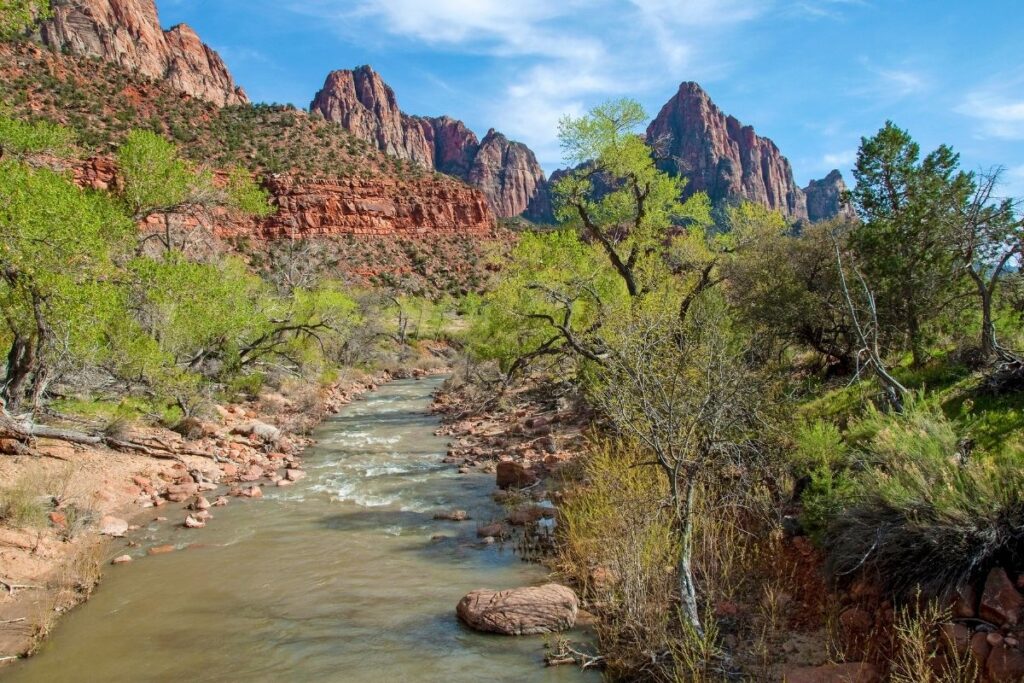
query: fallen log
[{"left": 0, "top": 412, "right": 185, "bottom": 462}]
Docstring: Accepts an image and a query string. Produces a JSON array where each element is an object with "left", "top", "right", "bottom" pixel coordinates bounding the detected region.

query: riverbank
[
  {"left": 4, "top": 376, "right": 598, "bottom": 682},
  {"left": 0, "top": 367, "right": 440, "bottom": 666}
]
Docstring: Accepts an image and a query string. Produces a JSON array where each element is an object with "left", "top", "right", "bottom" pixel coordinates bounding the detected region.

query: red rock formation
[
  {"left": 254, "top": 174, "right": 494, "bottom": 239},
  {"left": 38, "top": 0, "right": 247, "bottom": 107},
  {"left": 470, "top": 129, "right": 550, "bottom": 221},
  {"left": 311, "top": 66, "right": 551, "bottom": 220},
  {"left": 69, "top": 157, "right": 495, "bottom": 239},
  {"left": 647, "top": 82, "right": 808, "bottom": 220}
]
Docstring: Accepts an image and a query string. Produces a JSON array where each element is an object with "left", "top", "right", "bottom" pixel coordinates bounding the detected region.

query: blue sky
[{"left": 160, "top": 0, "right": 1023, "bottom": 194}]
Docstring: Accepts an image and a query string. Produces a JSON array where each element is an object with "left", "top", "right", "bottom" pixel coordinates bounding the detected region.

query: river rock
[
  {"left": 981, "top": 568, "right": 1024, "bottom": 626},
  {"left": 456, "top": 584, "right": 578, "bottom": 635},
  {"left": 782, "top": 662, "right": 880, "bottom": 683},
  {"left": 184, "top": 514, "right": 206, "bottom": 529},
  {"left": 496, "top": 462, "right": 537, "bottom": 490},
  {"left": 285, "top": 468, "right": 306, "bottom": 482},
  {"left": 231, "top": 420, "right": 281, "bottom": 444},
  {"left": 988, "top": 646, "right": 1024, "bottom": 682},
  {"left": 148, "top": 544, "right": 176, "bottom": 555},
  {"left": 99, "top": 515, "right": 129, "bottom": 537},
  {"left": 434, "top": 510, "right": 469, "bottom": 522},
  {"left": 111, "top": 554, "right": 133, "bottom": 565},
  {"left": 477, "top": 523, "right": 510, "bottom": 539}
]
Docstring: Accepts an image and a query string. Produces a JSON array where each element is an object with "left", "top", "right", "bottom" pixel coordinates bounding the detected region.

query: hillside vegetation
[{"left": 458, "top": 99, "right": 1024, "bottom": 680}]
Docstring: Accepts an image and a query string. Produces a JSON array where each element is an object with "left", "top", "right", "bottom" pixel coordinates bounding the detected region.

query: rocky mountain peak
[
  {"left": 646, "top": 80, "right": 851, "bottom": 223},
  {"left": 38, "top": 0, "right": 247, "bottom": 107},
  {"left": 804, "top": 169, "right": 856, "bottom": 223},
  {"left": 311, "top": 68, "right": 551, "bottom": 221}
]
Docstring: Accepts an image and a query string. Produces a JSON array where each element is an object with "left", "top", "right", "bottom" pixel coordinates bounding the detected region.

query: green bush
[{"left": 822, "top": 399, "right": 1024, "bottom": 599}]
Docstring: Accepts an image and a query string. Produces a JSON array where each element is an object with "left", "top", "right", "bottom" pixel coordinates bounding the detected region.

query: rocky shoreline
[{"left": 0, "top": 368, "right": 444, "bottom": 666}]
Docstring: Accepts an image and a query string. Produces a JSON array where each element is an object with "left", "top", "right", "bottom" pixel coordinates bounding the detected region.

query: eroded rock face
[
  {"left": 456, "top": 584, "right": 578, "bottom": 635},
  {"left": 805, "top": 169, "right": 856, "bottom": 223},
  {"left": 470, "top": 129, "right": 550, "bottom": 221},
  {"left": 646, "top": 81, "right": 849, "bottom": 223},
  {"left": 310, "top": 66, "right": 550, "bottom": 220},
  {"left": 39, "top": 0, "right": 247, "bottom": 106},
  {"left": 70, "top": 157, "right": 496, "bottom": 239}
]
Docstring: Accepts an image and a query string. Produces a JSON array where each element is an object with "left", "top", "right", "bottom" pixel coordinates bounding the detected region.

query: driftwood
[
  {"left": 0, "top": 578, "right": 41, "bottom": 595},
  {"left": 0, "top": 411, "right": 195, "bottom": 462}
]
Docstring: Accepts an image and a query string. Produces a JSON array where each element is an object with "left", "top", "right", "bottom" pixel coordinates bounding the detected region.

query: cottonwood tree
[
  {"left": 0, "top": 160, "right": 133, "bottom": 412},
  {"left": 0, "top": 0, "right": 49, "bottom": 40},
  {"left": 848, "top": 122, "right": 973, "bottom": 367},
  {"left": 118, "top": 130, "right": 274, "bottom": 254},
  {"left": 470, "top": 100, "right": 712, "bottom": 379}
]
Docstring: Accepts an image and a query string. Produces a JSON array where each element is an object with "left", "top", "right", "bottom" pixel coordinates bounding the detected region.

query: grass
[{"left": 0, "top": 475, "right": 49, "bottom": 528}]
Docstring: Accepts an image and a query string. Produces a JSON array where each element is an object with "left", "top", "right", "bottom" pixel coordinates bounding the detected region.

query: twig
[
  {"left": 0, "top": 618, "right": 26, "bottom": 625},
  {"left": 0, "top": 655, "right": 19, "bottom": 663},
  {"left": 0, "top": 578, "right": 41, "bottom": 595}
]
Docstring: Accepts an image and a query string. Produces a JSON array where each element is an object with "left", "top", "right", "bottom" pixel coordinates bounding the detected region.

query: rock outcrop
[
  {"left": 311, "top": 66, "right": 550, "bottom": 220},
  {"left": 804, "top": 169, "right": 856, "bottom": 223},
  {"left": 38, "top": 0, "right": 247, "bottom": 106},
  {"left": 646, "top": 81, "right": 849, "bottom": 223},
  {"left": 456, "top": 584, "right": 579, "bottom": 635},
  {"left": 71, "top": 158, "right": 495, "bottom": 239}
]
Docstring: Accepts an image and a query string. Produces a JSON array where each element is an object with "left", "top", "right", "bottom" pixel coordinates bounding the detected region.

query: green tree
[
  {"left": 555, "top": 99, "right": 711, "bottom": 300},
  {"left": 0, "top": 0, "right": 50, "bottom": 40},
  {"left": 0, "top": 114, "right": 75, "bottom": 159},
  {"left": 0, "top": 161, "right": 133, "bottom": 411},
  {"left": 848, "top": 122, "right": 974, "bottom": 367},
  {"left": 726, "top": 207, "right": 858, "bottom": 372},
  {"left": 118, "top": 130, "right": 274, "bottom": 252},
  {"left": 952, "top": 167, "right": 1023, "bottom": 360}
]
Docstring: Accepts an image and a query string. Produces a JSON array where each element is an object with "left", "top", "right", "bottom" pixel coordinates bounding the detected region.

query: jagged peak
[{"left": 38, "top": 0, "right": 247, "bottom": 107}]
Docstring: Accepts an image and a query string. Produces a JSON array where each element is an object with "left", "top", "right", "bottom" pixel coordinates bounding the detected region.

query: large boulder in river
[
  {"left": 456, "top": 584, "right": 578, "bottom": 635},
  {"left": 231, "top": 420, "right": 281, "bottom": 444},
  {"left": 495, "top": 461, "right": 537, "bottom": 490}
]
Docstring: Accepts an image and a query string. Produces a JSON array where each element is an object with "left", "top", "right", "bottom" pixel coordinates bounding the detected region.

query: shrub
[{"left": 823, "top": 399, "right": 1024, "bottom": 600}]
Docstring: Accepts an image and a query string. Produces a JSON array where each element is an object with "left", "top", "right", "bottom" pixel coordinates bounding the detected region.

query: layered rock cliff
[
  {"left": 311, "top": 66, "right": 550, "bottom": 220},
  {"left": 646, "top": 82, "right": 849, "bottom": 223},
  {"left": 71, "top": 157, "right": 495, "bottom": 239},
  {"left": 38, "top": 0, "right": 247, "bottom": 106}
]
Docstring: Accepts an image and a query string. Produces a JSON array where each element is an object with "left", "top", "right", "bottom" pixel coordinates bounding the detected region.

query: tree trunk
[
  {"left": 907, "top": 310, "right": 925, "bottom": 368},
  {"left": 980, "top": 290, "right": 997, "bottom": 360},
  {"left": 1, "top": 335, "right": 36, "bottom": 413},
  {"left": 676, "top": 476, "right": 702, "bottom": 636}
]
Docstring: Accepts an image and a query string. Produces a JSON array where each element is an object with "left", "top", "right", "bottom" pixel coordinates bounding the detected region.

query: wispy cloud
[
  {"left": 281, "top": 0, "right": 776, "bottom": 168},
  {"left": 822, "top": 149, "right": 857, "bottom": 167},
  {"left": 956, "top": 79, "right": 1024, "bottom": 140}
]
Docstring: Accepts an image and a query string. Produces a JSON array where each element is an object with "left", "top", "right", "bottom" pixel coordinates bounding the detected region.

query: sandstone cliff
[
  {"left": 646, "top": 82, "right": 849, "bottom": 223},
  {"left": 71, "top": 157, "right": 495, "bottom": 240},
  {"left": 803, "top": 169, "right": 855, "bottom": 223},
  {"left": 311, "top": 66, "right": 550, "bottom": 220},
  {"left": 39, "top": 0, "right": 247, "bottom": 106}
]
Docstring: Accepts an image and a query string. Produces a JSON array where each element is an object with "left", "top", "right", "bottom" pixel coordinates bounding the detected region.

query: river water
[{"left": 7, "top": 377, "right": 596, "bottom": 682}]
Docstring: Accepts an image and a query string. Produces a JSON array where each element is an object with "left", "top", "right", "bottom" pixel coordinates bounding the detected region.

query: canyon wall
[
  {"left": 39, "top": 0, "right": 247, "bottom": 106},
  {"left": 311, "top": 66, "right": 550, "bottom": 221}
]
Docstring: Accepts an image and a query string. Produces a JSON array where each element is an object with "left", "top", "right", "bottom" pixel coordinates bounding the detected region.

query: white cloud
[
  {"left": 956, "top": 87, "right": 1024, "bottom": 141},
  {"left": 822, "top": 149, "right": 856, "bottom": 167},
  {"left": 281, "top": 0, "right": 859, "bottom": 170}
]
